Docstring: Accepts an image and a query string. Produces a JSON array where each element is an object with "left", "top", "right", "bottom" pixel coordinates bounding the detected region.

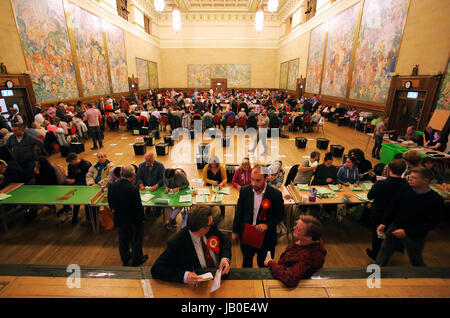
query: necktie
[{"left": 201, "top": 237, "right": 215, "bottom": 268}]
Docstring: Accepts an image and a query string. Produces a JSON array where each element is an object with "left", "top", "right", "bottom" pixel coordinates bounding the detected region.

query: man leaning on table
[
  {"left": 151, "top": 206, "right": 231, "bottom": 284},
  {"left": 136, "top": 152, "right": 165, "bottom": 216}
]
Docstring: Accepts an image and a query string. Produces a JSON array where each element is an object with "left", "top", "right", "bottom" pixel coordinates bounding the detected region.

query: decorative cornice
[
  {"left": 133, "top": 0, "right": 159, "bottom": 21},
  {"left": 158, "top": 12, "right": 281, "bottom": 25},
  {"left": 279, "top": 0, "right": 305, "bottom": 21}
]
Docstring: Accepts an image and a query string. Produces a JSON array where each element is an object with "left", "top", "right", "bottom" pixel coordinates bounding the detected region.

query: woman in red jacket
[
  {"left": 231, "top": 157, "right": 252, "bottom": 191},
  {"left": 264, "top": 215, "right": 327, "bottom": 287}
]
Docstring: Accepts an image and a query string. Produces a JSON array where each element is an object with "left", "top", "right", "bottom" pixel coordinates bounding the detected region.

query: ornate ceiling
[{"left": 155, "top": 0, "right": 289, "bottom": 13}]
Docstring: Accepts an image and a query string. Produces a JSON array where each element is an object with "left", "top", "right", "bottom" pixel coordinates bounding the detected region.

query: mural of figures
[
  {"left": 279, "top": 62, "right": 288, "bottom": 89},
  {"left": 148, "top": 61, "right": 158, "bottom": 89},
  {"left": 136, "top": 58, "right": 150, "bottom": 90},
  {"left": 67, "top": 2, "right": 110, "bottom": 97},
  {"left": 227, "top": 64, "right": 250, "bottom": 88},
  {"left": 305, "top": 23, "right": 328, "bottom": 94},
  {"left": 103, "top": 21, "right": 128, "bottom": 93},
  {"left": 349, "top": 0, "right": 409, "bottom": 103},
  {"left": 321, "top": 3, "right": 360, "bottom": 98},
  {"left": 188, "top": 64, "right": 212, "bottom": 87},
  {"left": 287, "top": 59, "right": 299, "bottom": 91},
  {"left": 436, "top": 60, "right": 450, "bottom": 110},
  {"left": 12, "top": 0, "right": 78, "bottom": 102},
  {"left": 213, "top": 64, "right": 228, "bottom": 79}
]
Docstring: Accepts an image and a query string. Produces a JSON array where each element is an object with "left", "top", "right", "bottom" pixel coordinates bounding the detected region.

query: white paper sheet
[{"left": 210, "top": 270, "right": 222, "bottom": 293}]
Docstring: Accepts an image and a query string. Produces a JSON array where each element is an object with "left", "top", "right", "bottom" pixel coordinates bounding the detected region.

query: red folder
[{"left": 242, "top": 224, "right": 266, "bottom": 249}]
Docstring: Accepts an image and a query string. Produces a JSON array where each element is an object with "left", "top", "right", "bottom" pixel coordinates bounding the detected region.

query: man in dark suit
[
  {"left": 108, "top": 164, "right": 148, "bottom": 267},
  {"left": 151, "top": 206, "right": 231, "bottom": 284},
  {"left": 232, "top": 164, "right": 285, "bottom": 268}
]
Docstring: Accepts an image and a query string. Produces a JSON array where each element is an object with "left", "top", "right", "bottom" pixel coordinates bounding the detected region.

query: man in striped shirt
[{"left": 84, "top": 103, "right": 103, "bottom": 150}]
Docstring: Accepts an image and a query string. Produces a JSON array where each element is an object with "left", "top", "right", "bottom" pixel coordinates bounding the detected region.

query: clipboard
[{"left": 242, "top": 224, "right": 265, "bottom": 249}]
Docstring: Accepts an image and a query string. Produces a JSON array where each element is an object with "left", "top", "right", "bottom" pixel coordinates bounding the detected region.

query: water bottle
[{"left": 309, "top": 187, "right": 317, "bottom": 202}]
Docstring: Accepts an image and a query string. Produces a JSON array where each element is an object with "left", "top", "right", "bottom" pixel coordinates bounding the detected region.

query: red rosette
[
  {"left": 207, "top": 236, "right": 220, "bottom": 254},
  {"left": 261, "top": 199, "right": 271, "bottom": 210}
]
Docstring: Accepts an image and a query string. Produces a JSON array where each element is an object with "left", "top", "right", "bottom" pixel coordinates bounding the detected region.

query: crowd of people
[{"left": 0, "top": 88, "right": 448, "bottom": 289}]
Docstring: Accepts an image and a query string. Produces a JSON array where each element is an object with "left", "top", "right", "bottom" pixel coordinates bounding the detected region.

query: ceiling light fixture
[
  {"left": 154, "top": 0, "right": 165, "bottom": 12},
  {"left": 172, "top": 7, "right": 181, "bottom": 31},
  {"left": 255, "top": 9, "right": 264, "bottom": 31}
]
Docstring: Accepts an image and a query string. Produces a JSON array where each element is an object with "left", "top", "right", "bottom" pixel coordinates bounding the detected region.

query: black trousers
[
  {"left": 118, "top": 223, "right": 144, "bottom": 266},
  {"left": 241, "top": 243, "right": 275, "bottom": 268}
]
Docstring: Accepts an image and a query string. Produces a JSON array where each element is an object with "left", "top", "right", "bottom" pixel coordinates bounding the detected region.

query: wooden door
[{"left": 211, "top": 78, "right": 227, "bottom": 93}]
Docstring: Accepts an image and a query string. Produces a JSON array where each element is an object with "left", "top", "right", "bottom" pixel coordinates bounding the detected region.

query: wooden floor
[
  {"left": 0, "top": 121, "right": 449, "bottom": 269},
  {"left": 1, "top": 276, "right": 448, "bottom": 298}
]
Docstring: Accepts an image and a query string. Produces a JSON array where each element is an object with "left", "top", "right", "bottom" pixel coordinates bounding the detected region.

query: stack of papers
[
  {"left": 211, "top": 194, "right": 224, "bottom": 203},
  {"left": 196, "top": 194, "right": 209, "bottom": 203},
  {"left": 296, "top": 184, "right": 310, "bottom": 191},
  {"left": 212, "top": 186, "right": 230, "bottom": 194},
  {"left": 361, "top": 182, "right": 373, "bottom": 191},
  {"left": 154, "top": 198, "right": 170, "bottom": 205},
  {"left": 354, "top": 193, "right": 373, "bottom": 202},
  {"left": 328, "top": 184, "right": 342, "bottom": 192},
  {"left": 197, "top": 188, "right": 211, "bottom": 195},
  {"left": 140, "top": 193, "right": 154, "bottom": 202},
  {"left": 349, "top": 185, "right": 364, "bottom": 192},
  {"left": 179, "top": 195, "right": 192, "bottom": 203},
  {"left": 315, "top": 187, "right": 338, "bottom": 198},
  {"left": 0, "top": 193, "right": 11, "bottom": 201}
]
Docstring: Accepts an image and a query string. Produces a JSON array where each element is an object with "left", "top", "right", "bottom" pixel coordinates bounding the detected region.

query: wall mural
[
  {"left": 349, "top": 0, "right": 409, "bottom": 103},
  {"left": 67, "top": 2, "right": 110, "bottom": 97},
  {"left": 148, "top": 61, "right": 158, "bottom": 89},
  {"left": 187, "top": 64, "right": 250, "bottom": 88},
  {"left": 287, "top": 59, "right": 299, "bottom": 91},
  {"left": 436, "top": 60, "right": 450, "bottom": 110},
  {"left": 305, "top": 23, "right": 328, "bottom": 94},
  {"left": 279, "top": 62, "right": 288, "bottom": 89},
  {"left": 103, "top": 21, "right": 128, "bottom": 93},
  {"left": 12, "top": 0, "right": 78, "bottom": 102},
  {"left": 136, "top": 58, "right": 150, "bottom": 90},
  {"left": 321, "top": 3, "right": 360, "bottom": 98}
]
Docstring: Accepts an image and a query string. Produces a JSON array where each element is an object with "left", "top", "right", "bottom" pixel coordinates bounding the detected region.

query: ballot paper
[
  {"left": 310, "top": 161, "right": 318, "bottom": 167},
  {"left": 211, "top": 194, "right": 224, "bottom": 203},
  {"left": 0, "top": 193, "right": 11, "bottom": 201},
  {"left": 212, "top": 186, "right": 230, "bottom": 195},
  {"left": 197, "top": 272, "right": 213, "bottom": 282},
  {"left": 179, "top": 195, "right": 192, "bottom": 203},
  {"left": 196, "top": 194, "right": 209, "bottom": 203},
  {"left": 210, "top": 270, "right": 222, "bottom": 293},
  {"left": 140, "top": 193, "right": 154, "bottom": 202},
  {"left": 197, "top": 188, "right": 211, "bottom": 195}
]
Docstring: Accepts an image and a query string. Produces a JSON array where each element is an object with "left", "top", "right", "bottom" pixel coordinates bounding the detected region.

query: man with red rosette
[
  {"left": 233, "top": 164, "right": 285, "bottom": 267},
  {"left": 151, "top": 206, "right": 231, "bottom": 284}
]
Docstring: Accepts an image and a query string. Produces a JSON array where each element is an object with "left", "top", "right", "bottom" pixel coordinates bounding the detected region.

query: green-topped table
[{"left": 0, "top": 184, "right": 103, "bottom": 233}]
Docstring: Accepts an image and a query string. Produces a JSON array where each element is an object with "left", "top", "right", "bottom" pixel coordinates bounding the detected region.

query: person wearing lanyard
[{"left": 337, "top": 157, "right": 360, "bottom": 185}]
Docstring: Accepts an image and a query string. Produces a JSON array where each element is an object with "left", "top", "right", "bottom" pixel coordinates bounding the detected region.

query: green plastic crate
[
  {"left": 380, "top": 143, "right": 409, "bottom": 165},
  {"left": 415, "top": 131, "right": 424, "bottom": 137}
]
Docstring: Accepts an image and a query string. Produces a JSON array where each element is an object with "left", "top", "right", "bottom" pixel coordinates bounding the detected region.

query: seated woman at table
[
  {"left": 425, "top": 131, "right": 446, "bottom": 152},
  {"left": 232, "top": 157, "right": 252, "bottom": 191},
  {"left": 337, "top": 157, "right": 360, "bottom": 185},
  {"left": 202, "top": 156, "right": 227, "bottom": 217},
  {"left": 348, "top": 148, "right": 374, "bottom": 182},
  {"left": 267, "top": 160, "right": 285, "bottom": 189},
  {"left": 163, "top": 168, "right": 190, "bottom": 230},
  {"left": 311, "top": 152, "right": 337, "bottom": 186},
  {"left": 264, "top": 215, "right": 326, "bottom": 288},
  {"left": 422, "top": 157, "right": 446, "bottom": 187}
]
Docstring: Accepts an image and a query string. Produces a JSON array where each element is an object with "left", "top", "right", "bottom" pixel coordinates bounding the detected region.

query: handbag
[{"left": 99, "top": 207, "right": 114, "bottom": 230}]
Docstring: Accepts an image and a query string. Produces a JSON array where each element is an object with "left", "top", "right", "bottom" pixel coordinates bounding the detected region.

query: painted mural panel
[
  {"left": 67, "top": 2, "right": 110, "bottom": 96},
  {"left": 436, "top": 60, "right": 450, "bottom": 110},
  {"left": 212, "top": 64, "right": 228, "bottom": 79},
  {"left": 188, "top": 64, "right": 212, "bottom": 88},
  {"left": 103, "top": 21, "right": 128, "bottom": 93},
  {"left": 305, "top": 23, "right": 328, "bottom": 94},
  {"left": 227, "top": 64, "right": 250, "bottom": 88},
  {"left": 12, "top": 0, "right": 78, "bottom": 102},
  {"left": 279, "top": 62, "right": 288, "bottom": 89},
  {"left": 321, "top": 3, "right": 360, "bottom": 97},
  {"left": 136, "top": 58, "right": 149, "bottom": 90},
  {"left": 148, "top": 61, "right": 158, "bottom": 89},
  {"left": 349, "top": 0, "right": 409, "bottom": 103},
  {"left": 287, "top": 59, "right": 299, "bottom": 91}
]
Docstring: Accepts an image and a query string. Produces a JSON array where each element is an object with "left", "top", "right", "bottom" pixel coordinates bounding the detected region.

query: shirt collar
[
  {"left": 189, "top": 230, "right": 202, "bottom": 243},
  {"left": 252, "top": 183, "right": 267, "bottom": 196}
]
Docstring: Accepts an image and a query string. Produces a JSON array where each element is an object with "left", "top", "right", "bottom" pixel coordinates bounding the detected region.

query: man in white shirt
[
  {"left": 151, "top": 206, "right": 231, "bottom": 284},
  {"left": 293, "top": 151, "right": 321, "bottom": 185}
]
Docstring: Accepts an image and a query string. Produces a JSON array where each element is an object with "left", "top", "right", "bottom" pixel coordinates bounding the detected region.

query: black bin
[
  {"left": 196, "top": 154, "right": 208, "bottom": 170},
  {"left": 316, "top": 138, "right": 329, "bottom": 150},
  {"left": 198, "top": 143, "right": 210, "bottom": 155},
  {"left": 330, "top": 145, "right": 345, "bottom": 158},
  {"left": 69, "top": 142, "right": 85, "bottom": 154},
  {"left": 152, "top": 130, "right": 160, "bottom": 139},
  {"left": 139, "top": 127, "right": 149, "bottom": 135},
  {"left": 222, "top": 136, "right": 231, "bottom": 147},
  {"left": 144, "top": 135, "right": 155, "bottom": 146},
  {"left": 155, "top": 143, "right": 169, "bottom": 156},
  {"left": 295, "top": 137, "right": 307, "bottom": 149},
  {"left": 133, "top": 142, "right": 146, "bottom": 156},
  {"left": 164, "top": 136, "right": 174, "bottom": 146},
  {"left": 190, "top": 130, "right": 196, "bottom": 139},
  {"left": 60, "top": 145, "right": 70, "bottom": 157}
]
